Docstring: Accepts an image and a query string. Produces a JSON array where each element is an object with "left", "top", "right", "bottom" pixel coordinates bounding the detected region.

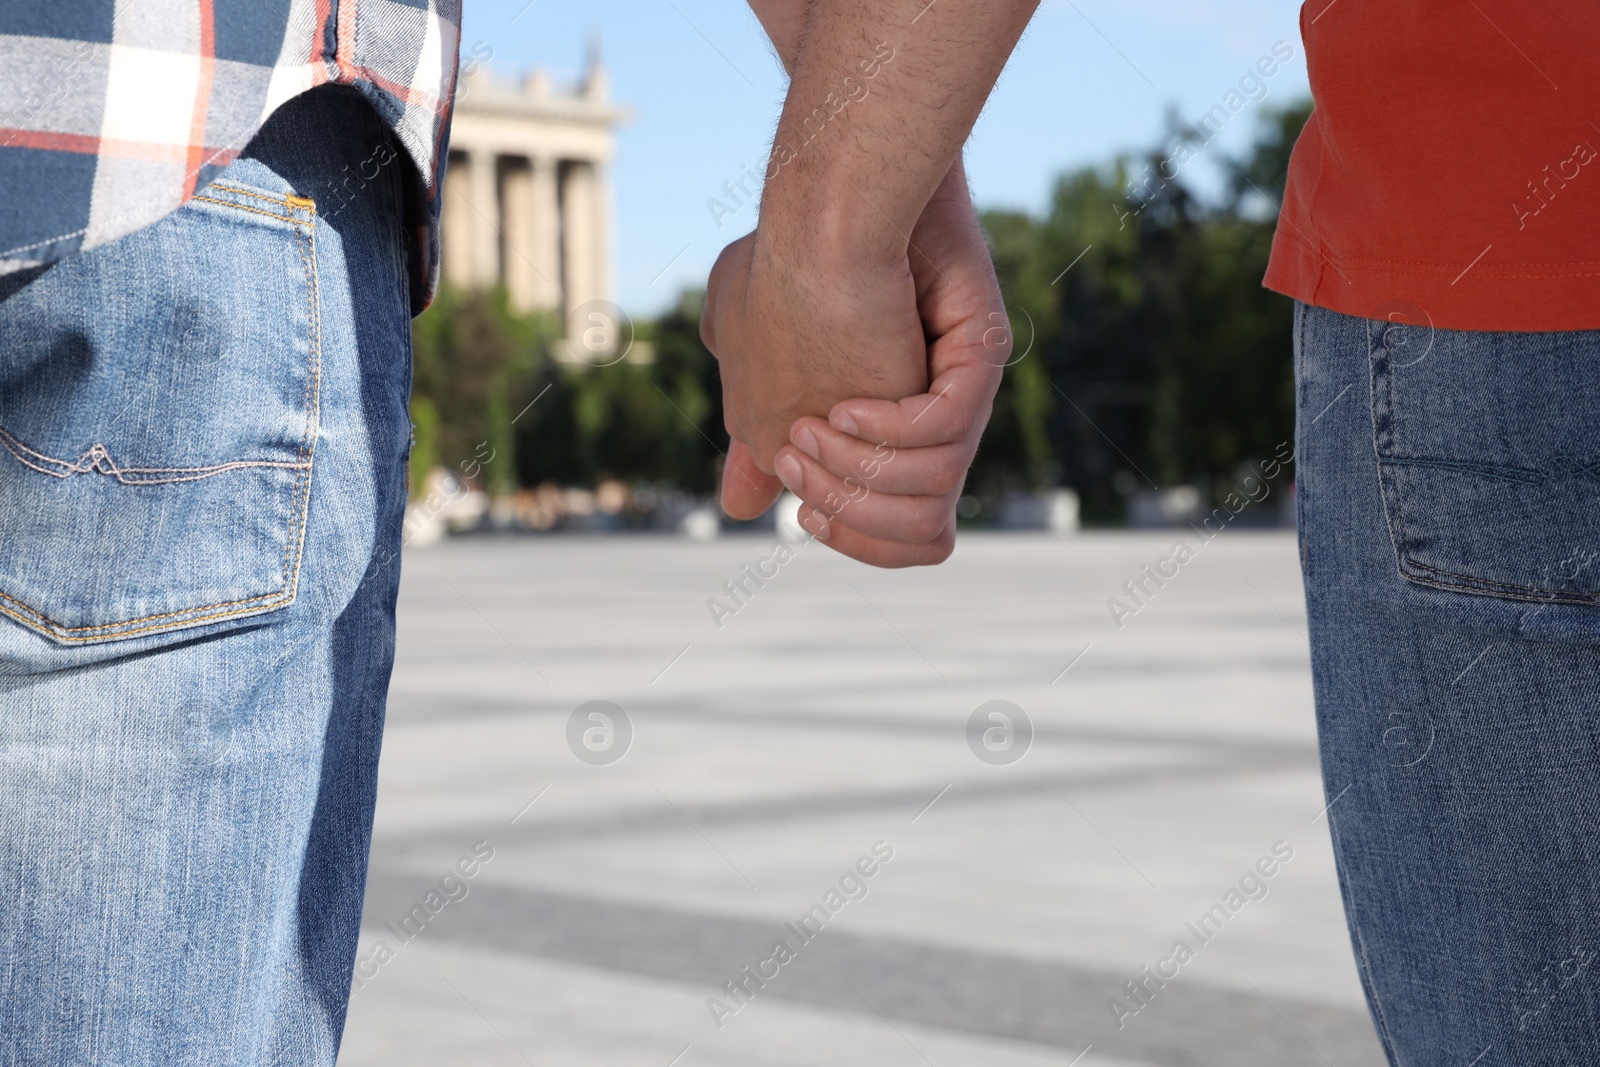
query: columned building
[{"left": 441, "top": 48, "right": 628, "bottom": 331}]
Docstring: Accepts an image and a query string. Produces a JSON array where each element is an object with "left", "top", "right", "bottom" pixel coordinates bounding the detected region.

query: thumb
[{"left": 720, "top": 437, "right": 784, "bottom": 520}]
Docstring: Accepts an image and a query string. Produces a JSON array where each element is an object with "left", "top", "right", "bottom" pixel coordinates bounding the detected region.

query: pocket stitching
[
  {"left": 1393, "top": 558, "right": 1598, "bottom": 604},
  {"left": 1369, "top": 322, "right": 1599, "bottom": 604},
  {"left": 283, "top": 207, "right": 321, "bottom": 624},
  {"left": 0, "top": 427, "right": 310, "bottom": 485},
  {"left": 207, "top": 182, "right": 298, "bottom": 208},
  {"left": 189, "top": 197, "right": 302, "bottom": 226},
  {"left": 1367, "top": 317, "right": 1414, "bottom": 582},
  {"left": 0, "top": 216, "right": 321, "bottom": 643},
  {"left": 190, "top": 183, "right": 318, "bottom": 225}
]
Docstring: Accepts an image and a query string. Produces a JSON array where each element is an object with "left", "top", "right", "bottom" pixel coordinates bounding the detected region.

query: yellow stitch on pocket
[
  {"left": 190, "top": 196, "right": 299, "bottom": 224},
  {"left": 0, "top": 584, "right": 287, "bottom": 631},
  {"left": 285, "top": 214, "right": 322, "bottom": 597},
  {"left": 207, "top": 184, "right": 291, "bottom": 207},
  {"left": 285, "top": 194, "right": 316, "bottom": 212},
  {"left": 0, "top": 595, "right": 295, "bottom": 644}
]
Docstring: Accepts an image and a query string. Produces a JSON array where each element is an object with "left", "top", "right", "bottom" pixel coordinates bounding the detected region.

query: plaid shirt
[{"left": 0, "top": 0, "right": 461, "bottom": 310}]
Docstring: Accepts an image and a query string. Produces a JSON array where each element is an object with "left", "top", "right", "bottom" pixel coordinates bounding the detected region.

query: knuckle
[
  {"left": 924, "top": 526, "right": 956, "bottom": 564},
  {"left": 931, "top": 456, "right": 968, "bottom": 496},
  {"left": 907, "top": 505, "right": 946, "bottom": 543}
]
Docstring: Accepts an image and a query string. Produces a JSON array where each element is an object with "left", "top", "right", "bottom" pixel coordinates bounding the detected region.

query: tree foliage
[
  {"left": 410, "top": 285, "right": 552, "bottom": 496},
  {"left": 409, "top": 286, "right": 729, "bottom": 499},
  {"left": 978, "top": 98, "right": 1312, "bottom": 519}
]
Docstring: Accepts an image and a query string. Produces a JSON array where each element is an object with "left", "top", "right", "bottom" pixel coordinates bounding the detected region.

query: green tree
[
  {"left": 978, "top": 98, "right": 1311, "bottom": 519},
  {"left": 512, "top": 289, "right": 725, "bottom": 493},
  {"left": 410, "top": 285, "right": 554, "bottom": 497}
]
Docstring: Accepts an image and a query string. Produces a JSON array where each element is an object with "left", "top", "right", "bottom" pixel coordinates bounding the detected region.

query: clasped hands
[{"left": 700, "top": 163, "right": 1008, "bottom": 568}]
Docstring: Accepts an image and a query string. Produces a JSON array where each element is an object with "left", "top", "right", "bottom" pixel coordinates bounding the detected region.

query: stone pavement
[{"left": 339, "top": 530, "right": 1388, "bottom": 1067}]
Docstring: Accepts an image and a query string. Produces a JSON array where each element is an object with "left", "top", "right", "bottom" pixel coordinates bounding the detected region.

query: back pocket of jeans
[
  {"left": 0, "top": 181, "right": 320, "bottom": 644},
  {"left": 1368, "top": 317, "right": 1600, "bottom": 604}
]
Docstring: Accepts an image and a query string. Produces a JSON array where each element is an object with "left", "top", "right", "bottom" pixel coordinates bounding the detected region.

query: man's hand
[
  {"left": 708, "top": 0, "right": 1036, "bottom": 561},
  {"left": 699, "top": 220, "right": 928, "bottom": 516},
  {"left": 770, "top": 161, "right": 1008, "bottom": 567}
]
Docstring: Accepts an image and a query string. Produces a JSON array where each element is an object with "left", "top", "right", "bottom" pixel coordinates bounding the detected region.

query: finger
[
  {"left": 721, "top": 437, "right": 783, "bottom": 521},
  {"left": 789, "top": 416, "right": 972, "bottom": 498},
  {"left": 743, "top": 422, "right": 792, "bottom": 477},
  {"left": 799, "top": 508, "right": 957, "bottom": 568},
  {"left": 775, "top": 445, "right": 955, "bottom": 544},
  {"left": 827, "top": 358, "right": 996, "bottom": 450}
]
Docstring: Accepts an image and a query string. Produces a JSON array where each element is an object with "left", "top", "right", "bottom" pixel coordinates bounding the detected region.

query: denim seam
[
  {"left": 189, "top": 196, "right": 304, "bottom": 226},
  {"left": 1294, "top": 302, "right": 1309, "bottom": 573},
  {"left": 1327, "top": 813, "right": 1404, "bottom": 1066},
  {"left": 1389, "top": 564, "right": 1598, "bottom": 605},
  {"left": 1366, "top": 318, "right": 1411, "bottom": 581},
  {"left": 284, "top": 204, "right": 322, "bottom": 617},
  {"left": 206, "top": 182, "right": 306, "bottom": 210},
  {"left": 1382, "top": 456, "right": 1546, "bottom": 486},
  {"left": 1368, "top": 322, "right": 1599, "bottom": 604},
  {"left": 0, "top": 428, "right": 310, "bottom": 485},
  {"left": 0, "top": 208, "right": 321, "bottom": 642},
  {"left": 205, "top": 184, "right": 287, "bottom": 207}
]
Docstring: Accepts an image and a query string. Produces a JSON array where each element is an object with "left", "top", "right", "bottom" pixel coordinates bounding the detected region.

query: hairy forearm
[
  {"left": 748, "top": 0, "right": 971, "bottom": 214},
  {"left": 756, "top": 0, "right": 1037, "bottom": 269}
]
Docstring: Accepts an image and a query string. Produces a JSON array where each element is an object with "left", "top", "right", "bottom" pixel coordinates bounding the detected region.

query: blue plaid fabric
[{"left": 0, "top": 0, "right": 461, "bottom": 310}]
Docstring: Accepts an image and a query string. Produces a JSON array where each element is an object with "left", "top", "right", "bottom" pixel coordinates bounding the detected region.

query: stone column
[
  {"left": 529, "top": 156, "right": 563, "bottom": 312},
  {"left": 590, "top": 159, "right": 615, "bottom": 307},
  {"left": 467, "top": 147, "right": 501, "bottom": 288},
  {"left": 500, "top": 158, "right": 535, "bottom": 312},
  {"left": 441, "top": 150, "right": 475, "bottom": 288},
  {"left": 560, "top": 160, "right": 597, "bottom": 321},
  {"left": 500, "top": 156, "right": 563, "bottom": 313}
]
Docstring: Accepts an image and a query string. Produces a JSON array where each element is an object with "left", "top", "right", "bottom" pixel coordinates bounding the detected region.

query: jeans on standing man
[{"left": 0, "top": 87, "right": 412, "bottom": 1065}]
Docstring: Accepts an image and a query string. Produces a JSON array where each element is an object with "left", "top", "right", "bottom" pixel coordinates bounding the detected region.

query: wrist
[
  {"left": 757, "top": 147, "right": 913, "bottom": 275},
  {"left": 927, "top": 156, "right": 971, "bottom": 208}
]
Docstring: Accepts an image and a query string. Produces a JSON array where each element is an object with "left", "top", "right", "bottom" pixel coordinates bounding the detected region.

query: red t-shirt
[{"left": 1264, "top": 0, "right": 1600, "bottom": 331}]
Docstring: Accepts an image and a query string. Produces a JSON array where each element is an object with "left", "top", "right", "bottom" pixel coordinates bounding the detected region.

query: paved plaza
[{"left": 339, "top": 529, "right": 1388, "bottom": 1067}]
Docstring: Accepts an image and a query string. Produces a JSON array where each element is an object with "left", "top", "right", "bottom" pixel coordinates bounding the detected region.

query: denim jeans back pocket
[
  {"left": 1368, "top": 317, "right": 1600, "bottom": 604},
  {"left": 0, "top": 179, "right": 320, "bottom": 644}
]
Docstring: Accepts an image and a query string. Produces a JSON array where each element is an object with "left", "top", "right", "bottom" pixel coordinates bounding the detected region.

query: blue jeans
[
  {"left": 0, "top": 88, "right": 412, "bottom": 1065},
  {"left": 1297, "top": 302, "right": 1600, "bottom": 1063}
]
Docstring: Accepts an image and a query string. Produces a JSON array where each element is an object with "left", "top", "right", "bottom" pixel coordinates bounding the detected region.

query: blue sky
[{"left": 460, "top": 0, "right": 1311, "bottom": 316}]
